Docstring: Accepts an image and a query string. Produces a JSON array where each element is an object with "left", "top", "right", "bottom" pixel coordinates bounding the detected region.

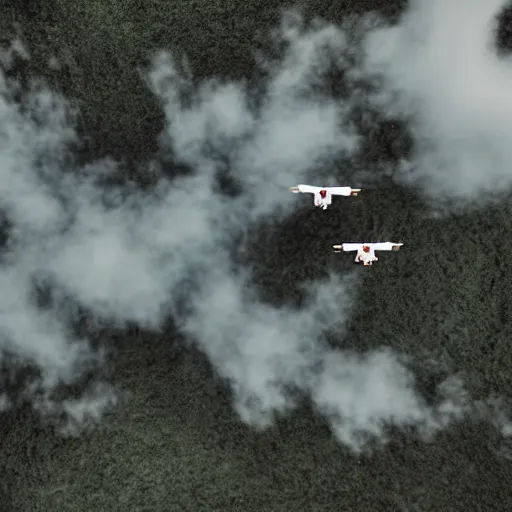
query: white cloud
[
  {"left": 363, "top": 0, "right": 512, "bottom": 205},
  {"left": 184, "top": 270, "right": 468, "bottom": 450}
]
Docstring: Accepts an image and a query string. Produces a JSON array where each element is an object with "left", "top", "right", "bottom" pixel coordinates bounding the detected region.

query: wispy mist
[
  {"left": 0, "top": 13, "right": 484, "bottom": 449},
  {"left": 144, "top": 15, "right": 471, "bottom": 449}
]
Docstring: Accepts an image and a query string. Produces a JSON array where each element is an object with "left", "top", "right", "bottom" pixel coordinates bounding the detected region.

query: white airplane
[
  {"left": 333, "top": 242, "right": 404, "bottom": 266},
  {"left": 289, "top": 185, "right": 361, "bottom": 210}
]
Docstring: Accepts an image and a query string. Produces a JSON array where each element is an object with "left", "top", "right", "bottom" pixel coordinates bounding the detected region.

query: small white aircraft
[
  {"left": 289, "top": 185, "right": 361, "bottom": 210},
  {"left": 333, "top": 242, "right": 404, "bottom": 266}
]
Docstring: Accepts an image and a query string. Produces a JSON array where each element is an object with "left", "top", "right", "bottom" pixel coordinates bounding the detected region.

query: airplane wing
[
  {"left": 372, "top": 242, "right": 404, "bottom": 251},
  {"left": 335, "top": 243, "right": 362, "bottom": 252},
  {"left": 293, "top": 184, "right": 321, "bottom": 194},
  {"left": 327, "top": 187, "right": 356, "bottom": 196}
]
